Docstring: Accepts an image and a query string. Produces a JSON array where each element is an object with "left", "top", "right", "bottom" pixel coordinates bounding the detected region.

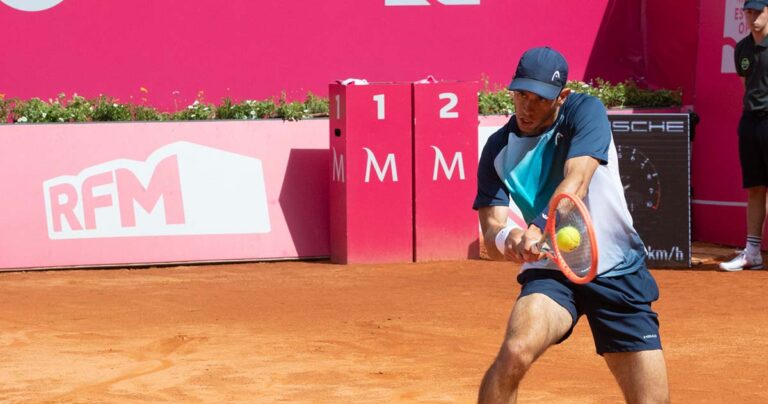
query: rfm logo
[
  {"left": 1, "top": 0, "right": 63, "bottom": 11},
  {"left": 44, "top": 142, "right": 271, "bottom": 239},
  {"left": 386, "top": 0, "right": 479, "bottom": 5}
]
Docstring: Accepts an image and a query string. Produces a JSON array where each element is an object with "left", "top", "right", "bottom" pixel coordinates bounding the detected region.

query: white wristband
[{"left": 495, "top": 226, "right": 513, "bottom": 255}]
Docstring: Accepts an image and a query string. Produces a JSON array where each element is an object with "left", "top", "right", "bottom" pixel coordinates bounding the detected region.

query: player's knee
[
  {"left": 496, "top": 340, "right": 535, "bottom": 378},
  {"left": 645, "top": 388, "right": 670, "bottom": 404}
]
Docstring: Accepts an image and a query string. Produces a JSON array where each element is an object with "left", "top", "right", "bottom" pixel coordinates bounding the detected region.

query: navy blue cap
[
  {"left": 508, "top": 47, "right": 568, "bottom": 100},
  {"left": 744, "top": 0, "right": 768, "bottom": 10}
]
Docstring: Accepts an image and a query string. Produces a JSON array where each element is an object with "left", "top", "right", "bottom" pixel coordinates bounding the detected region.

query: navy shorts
[
  {"left": 738, "top": 111, "right": 768, "bottom": 188},
  {"left": 517, "top": 268, "right": 662, "bottom": 355}
]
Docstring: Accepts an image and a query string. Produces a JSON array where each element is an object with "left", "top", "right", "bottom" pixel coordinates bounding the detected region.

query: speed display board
[{"left": 609, "top": 113, "right": 691, "bottom": 268}]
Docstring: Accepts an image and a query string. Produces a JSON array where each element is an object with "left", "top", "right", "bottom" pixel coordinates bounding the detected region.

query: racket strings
[{"left": 554, "top": 199, "right": 593, "bottom": 277}]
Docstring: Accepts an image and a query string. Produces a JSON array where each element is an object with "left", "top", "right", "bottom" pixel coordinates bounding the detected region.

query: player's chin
[{"left": 516, "top": 117, "right": 533, "bottom": 128}]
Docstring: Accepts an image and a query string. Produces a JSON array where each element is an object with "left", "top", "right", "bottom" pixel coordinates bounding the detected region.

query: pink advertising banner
[
  {"left": 690, "top": 0, "right": 752, "bottom": 246},
  {"left": 0, "top": 120, "right": 330, "bottom": 270},
  {"left": 0, "top": 0, "right": 693, "bottom": 110}
]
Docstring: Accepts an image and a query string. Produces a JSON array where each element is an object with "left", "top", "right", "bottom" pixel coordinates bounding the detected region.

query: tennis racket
[{"left": 538, "top": 192, "right": 598, "bottom": 284}]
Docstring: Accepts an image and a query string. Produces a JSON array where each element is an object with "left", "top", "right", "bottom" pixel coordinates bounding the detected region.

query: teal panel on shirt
[{"left": 502, "top": 117, "right": 564, "bottom": 222}]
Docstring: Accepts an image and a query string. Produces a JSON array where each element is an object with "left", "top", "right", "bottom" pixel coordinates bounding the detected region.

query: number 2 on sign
[
  {"left": 373, "top": 94, "right": 385, "bottom": 120},
  {"left": 439, "top": 92, "right": 458, "bottom": 118}
]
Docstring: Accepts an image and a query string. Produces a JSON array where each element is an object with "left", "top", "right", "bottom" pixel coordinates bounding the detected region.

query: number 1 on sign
[
  {"left": 373, "top": 94, "right": 385, "bottom": 120},
  {"left": 335, "top": 94, "right": 341, "bottom": 120}
]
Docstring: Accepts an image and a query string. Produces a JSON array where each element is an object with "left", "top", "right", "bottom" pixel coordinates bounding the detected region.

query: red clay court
[{"left": 1, "top": 242, "right": 766, "bottom": 403}]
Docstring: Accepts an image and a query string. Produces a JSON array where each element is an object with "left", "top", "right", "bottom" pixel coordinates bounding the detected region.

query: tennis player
[{"left": 474, "top": 47, "right": 669, "bottom": 403}]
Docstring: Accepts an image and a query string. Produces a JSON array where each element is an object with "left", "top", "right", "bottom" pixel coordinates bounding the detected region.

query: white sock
[{"left": 746, "top": 235, "right": 762, "bottom": 257}]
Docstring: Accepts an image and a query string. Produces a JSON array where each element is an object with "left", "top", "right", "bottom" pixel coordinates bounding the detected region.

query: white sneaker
[{"left": 719, "top": 250, "right": 763, "bottom": 272}]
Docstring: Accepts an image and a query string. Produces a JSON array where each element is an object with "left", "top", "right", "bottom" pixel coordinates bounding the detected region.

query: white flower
[{"left": 17, "top": 116, "right": 28, "bottom": 122}]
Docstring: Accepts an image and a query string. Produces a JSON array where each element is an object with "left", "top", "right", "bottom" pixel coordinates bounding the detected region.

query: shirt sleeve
[
  {"left": 472, "top": 128, "right": 511, "bottom": 210},
  {"left": 735, "top": 40, "right": 744, "bottom": 77},
  {"left": 566, "top": 96, "right": 611, "bottom": 165}
]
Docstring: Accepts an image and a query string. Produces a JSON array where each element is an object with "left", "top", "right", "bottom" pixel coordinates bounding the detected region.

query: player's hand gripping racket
[{"left": 538, "top": 192, "right": 598, "bottom": 284}]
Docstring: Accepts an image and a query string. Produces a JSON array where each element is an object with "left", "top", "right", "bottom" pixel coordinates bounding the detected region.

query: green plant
[
  {"left": 64, "top": 94, "right": 94, "bottom": 122},
  {"left": 478, "top": 76, "right": 515, "bottom": 116},
  {"left": 275, "top": 93, "right": 306, "bottom": 121},
  {"left": 303, "top": 92, "right": 329, "bottom": 117},
  {"left": 625, "top": 80, "right": 682, "bottom": 108},
  {"left": 13, "top": 97, "right": 61, "bottom": 123},
  {"left": 171, "top": 100, "right": 215, "bottom": 121},
  {"left": 565, "top": 78, "right": 682, "bottom": 109},
  {"left": 132, "top": 105, "right": 168, "bottom": 121},
  {"left": 0, "top": 95, "right": 10, "bottom": 123},
  {"left": 91, "top": 95, "right": 131, "bottom": 122},
  {"left": 216, "top": 97, "right": 276, "bottom": 120}
]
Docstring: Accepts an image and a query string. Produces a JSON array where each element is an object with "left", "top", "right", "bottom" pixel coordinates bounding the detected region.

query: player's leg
[
  {"left": 603, "top": 349, "right": 669, "bottom": 404},
  {"left": 723, "top": 112, "right": 767, "bottom": 270},
  {"left": 746, "top": 185, "right": 767, "bottom": 238},
  {"left": 580, "top": 268, "right": 667, "bottom": 403},
  {"left": 746, "top": 113, "right": 768, "bottom": 256},
  {"left": 478, "top": 270, "right": 576, "bottom": 404}
]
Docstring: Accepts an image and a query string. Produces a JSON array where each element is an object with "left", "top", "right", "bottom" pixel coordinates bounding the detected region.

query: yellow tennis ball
[{"left": 556, "top": 226, "right": 581, "bottom": 253}]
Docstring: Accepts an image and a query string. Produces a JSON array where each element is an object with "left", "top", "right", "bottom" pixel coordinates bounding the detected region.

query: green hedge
[
  {"left": 478, "top": 78, "right": 682, "bottom": 116},
  {"left": 0, "top": 79, "right": 681, "bottom": 124}
]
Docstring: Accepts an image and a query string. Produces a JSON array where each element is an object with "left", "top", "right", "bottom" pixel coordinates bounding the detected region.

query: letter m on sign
[
  {"left": 362, "top": 147, "right": 398, "bottom": 183},
  {"left": 332, "top": 147, "right": 345, "bottom": 183},
  {"left": 431, "top": 146, "right": 465, "bottom": 180}
]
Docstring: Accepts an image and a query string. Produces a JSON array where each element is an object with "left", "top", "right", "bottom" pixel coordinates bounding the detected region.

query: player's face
[
  {"left": 511, "top": 88, "right": 569, "bottom": 136},
  {"left": 745, "top": 7, "right": 768, "bottom": 33}
]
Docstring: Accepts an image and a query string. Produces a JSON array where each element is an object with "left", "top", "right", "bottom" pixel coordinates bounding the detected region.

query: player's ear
[{"left": 557, "top": 87, "right": 571, "bottom": 106}]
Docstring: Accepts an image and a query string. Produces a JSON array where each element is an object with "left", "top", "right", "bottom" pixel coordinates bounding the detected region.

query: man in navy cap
[
  {"left": 474, "top": 46, "right": 669, "bottom": 403},
  {"left": 721, "top": 0, "right": 768, "bottom": 271}
]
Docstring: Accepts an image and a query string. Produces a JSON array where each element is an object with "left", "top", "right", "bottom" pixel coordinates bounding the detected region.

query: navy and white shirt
[{"left": 473, "top": 92, "right": 645, "bottom": 277}]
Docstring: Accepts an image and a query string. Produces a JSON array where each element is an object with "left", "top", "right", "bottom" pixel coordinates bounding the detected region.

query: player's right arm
[{"left": 478, "top": 206, "right": 525, "bottom": 262}]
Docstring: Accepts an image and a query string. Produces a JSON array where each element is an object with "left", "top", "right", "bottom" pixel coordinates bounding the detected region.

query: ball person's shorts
[{"left": 738, "top": 111, "right": 768, "bottom": 188}]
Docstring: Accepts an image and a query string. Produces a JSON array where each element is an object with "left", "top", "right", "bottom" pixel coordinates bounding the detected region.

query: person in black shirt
[{"left": 722, "top": 0, "right": 768, "bottom": 271}]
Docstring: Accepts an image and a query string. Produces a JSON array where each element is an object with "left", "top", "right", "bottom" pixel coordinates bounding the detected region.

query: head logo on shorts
[
  {"left": 742, "top": 57, "right": 751, "bottom": 71},
  {"left": 1, "top": 0, "right": 63, "bottom": 12}
]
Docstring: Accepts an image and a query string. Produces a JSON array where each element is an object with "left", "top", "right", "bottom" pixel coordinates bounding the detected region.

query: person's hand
[
  {"left": 516, "top": 225, "right": 546, "bottom": 262},
  {"left": 500, "top": 227, "right": 526, "bottom": 263}
]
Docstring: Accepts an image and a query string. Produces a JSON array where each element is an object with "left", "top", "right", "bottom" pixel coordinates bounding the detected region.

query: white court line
[{"left": 691, "top": 199, "right": 747, "bottom": 207}]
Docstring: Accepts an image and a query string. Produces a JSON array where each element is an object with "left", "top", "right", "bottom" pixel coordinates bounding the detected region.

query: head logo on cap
[{"left": 508, "top": 46, "right": 569, "bottom": 100}]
